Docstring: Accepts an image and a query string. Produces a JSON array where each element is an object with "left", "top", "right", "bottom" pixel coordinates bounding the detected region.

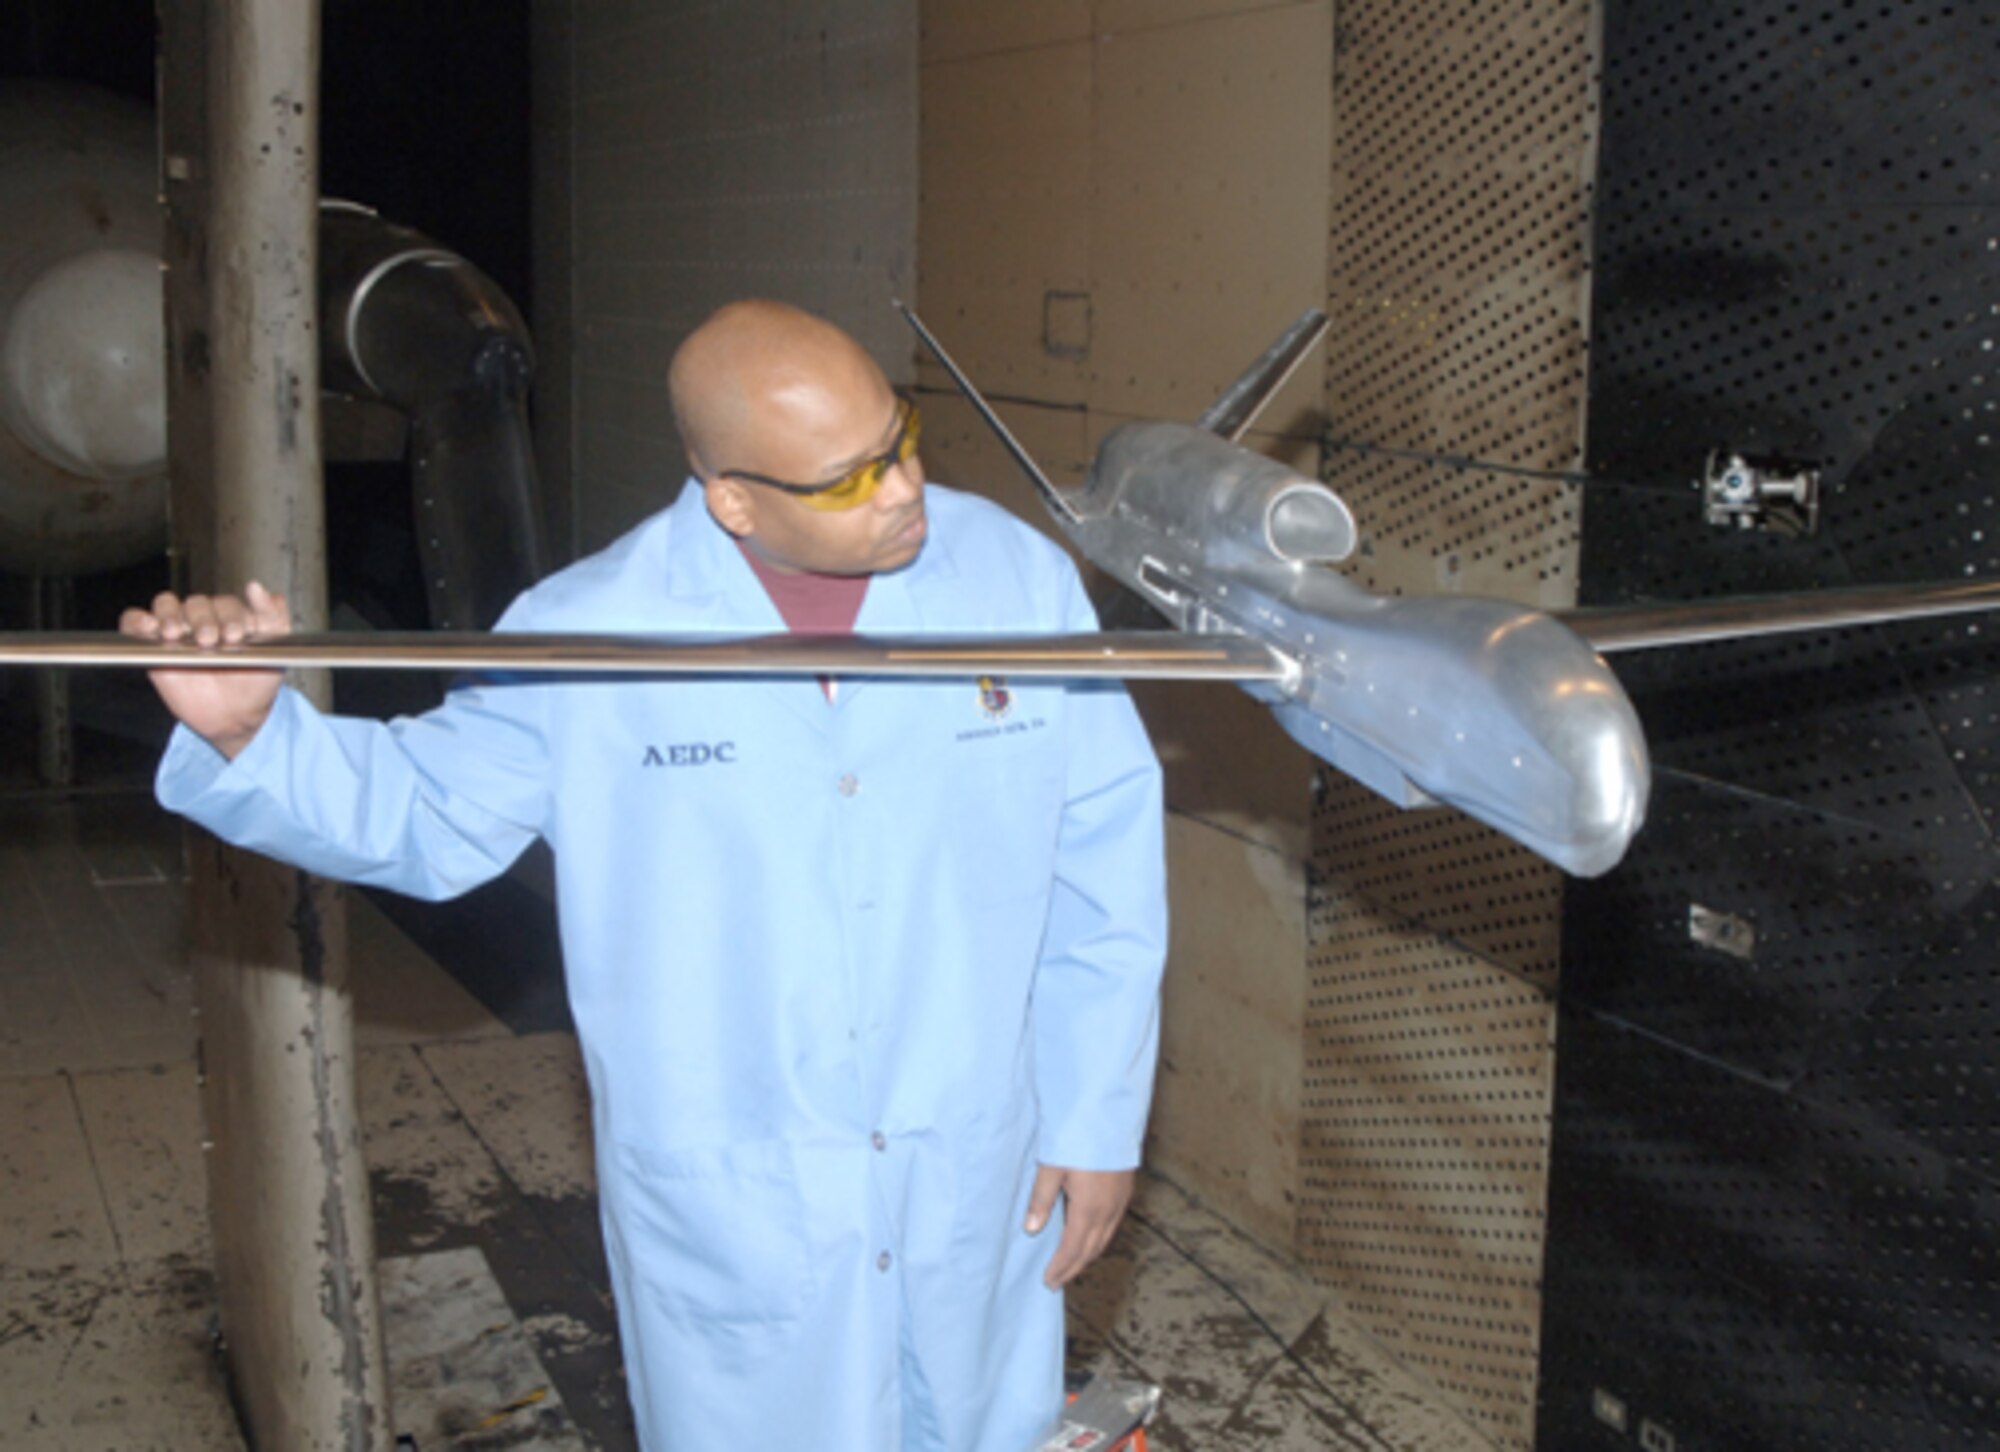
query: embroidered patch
[{"left": 977, "top": 675, "right": 1013, "bottom": 720}]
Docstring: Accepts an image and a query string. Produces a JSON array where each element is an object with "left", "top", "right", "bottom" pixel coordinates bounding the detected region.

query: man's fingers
[
  {"left": 149, "top": 591, "right": 189, "bottom": 640},
  {"left": 118, "top": 605, "right": 162, "bottom": 639},
  {"left": 1024, "top": 1165, "right": 1063, "bottom": 1236},
  {"left": 1030, "top": 1167, "right": 1134, "bottom": 1288},
  {"left": 1046, "top": 1217, "right": 1098, "bottom": 1287},
  {"left": 245, "top": 579, "right": 292, "bottom": 636},
  {"left": 1042, "top": 1205, "right": 1120, "bottom": 1288},
  {"left": 176, "top": 594, "right": 227, "bottom": 647},
  {"left": 1044, "top": 1222, "right": 1086, "bottom": 1287},
  {"left": 137, "top": 588, "right": 285, "bottom": 648}
]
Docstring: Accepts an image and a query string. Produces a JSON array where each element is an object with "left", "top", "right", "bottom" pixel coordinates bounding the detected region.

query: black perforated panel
[
  {"left": 1543, "top": 1009, "right": 2000, "bottom": 1452},
  {"left": 1545, "top": 3, "right": 2000, "bottom": 1448},
  {"left": 1562, "top": 773, "right": 1984, "bottom": 1087},
  {"left": 1584, "top": 3, "right": 2000, "bottom": 504}
]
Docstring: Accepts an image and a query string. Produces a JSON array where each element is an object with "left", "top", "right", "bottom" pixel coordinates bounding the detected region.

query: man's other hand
[
  {"left": 1024, "top": 1164, "right": 1134, "bottom": 1289},
  {"left": 119, "top": 580, "right": 291, "bottom": 759}
]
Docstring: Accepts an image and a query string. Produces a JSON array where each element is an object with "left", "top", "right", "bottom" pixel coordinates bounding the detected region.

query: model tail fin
[
  {"left": 895, "top": 300, "right": 1080, "bottom": 525},
  {"left": 1195, "top": 308, "right": 1329, "bottom": 442}
]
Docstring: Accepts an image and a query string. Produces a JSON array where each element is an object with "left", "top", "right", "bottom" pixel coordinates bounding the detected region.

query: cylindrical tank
[{"left": 0, "top": 82, "right": 168, "bottom": 577}]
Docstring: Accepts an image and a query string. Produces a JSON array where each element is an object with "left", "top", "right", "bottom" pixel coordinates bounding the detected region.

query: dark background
[
  {"left": 0, "top": 0, "right": 533, "bottom": 307},
  {"left": 1543, "top": 3, "right": 2000, "bottom": 1448},
  {"left": 0, "top": 0, "right": 533, "bottom": 779}
]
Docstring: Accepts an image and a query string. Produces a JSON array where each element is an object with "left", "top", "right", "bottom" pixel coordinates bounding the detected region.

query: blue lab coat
[{"left": 156, "top": 481, "right": 1167, "bottom": 1452}]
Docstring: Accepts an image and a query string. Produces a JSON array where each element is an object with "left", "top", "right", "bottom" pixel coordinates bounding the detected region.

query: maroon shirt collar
[{"left": 736, "top": 540, "right": 870, "bottom": 636}]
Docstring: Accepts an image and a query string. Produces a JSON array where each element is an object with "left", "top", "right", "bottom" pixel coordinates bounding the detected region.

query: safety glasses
[{"left": 719, "top": 398, "right": 922, "bottom": 512}]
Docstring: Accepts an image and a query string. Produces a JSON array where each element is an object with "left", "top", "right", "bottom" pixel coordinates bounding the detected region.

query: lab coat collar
[
  {"left": 658, "top": 478, "right": 963, "bottom": 722},
  {"left": 837, "top": 515, "right": 961, "bottom": 710},
  {"left": 658, "top": 480, "right": 780, "bottom": 629}
]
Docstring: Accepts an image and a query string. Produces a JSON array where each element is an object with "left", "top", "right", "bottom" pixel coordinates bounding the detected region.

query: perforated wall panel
[
  {"left": 1306, "top": 3, "right": 1600, "bottom": 1447},
  {"left": 1545, "top": 4, "right": 2000, "bottom": 1448},
  {"left": 1322, "top": 0, "right": 1597, "bottom": 609},
  {"left": 1302, "top": 888, "right": 1555, "bottom": 1439},
  {"left": 1309, "top": 776, "right": 1563, "bottom": 991}
]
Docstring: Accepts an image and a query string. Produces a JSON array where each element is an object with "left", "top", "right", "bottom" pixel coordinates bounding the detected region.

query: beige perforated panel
[
  {"left": 1322, "top": 0, "right": 1598, "bottom": 611},
  {"left": 1311, "top": 774, "right": 1562, "bottom": 992},
  {"left": 1302, "top": 889, "right": 1555, "bottom": 1442},
  {"left": 1305, "top": 3, "right": 1600, "bottom": 1448}
]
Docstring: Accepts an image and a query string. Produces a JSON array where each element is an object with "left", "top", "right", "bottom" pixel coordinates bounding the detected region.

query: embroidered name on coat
[{"left": 642, "top": 743, "right": 738, "bottom": 767}]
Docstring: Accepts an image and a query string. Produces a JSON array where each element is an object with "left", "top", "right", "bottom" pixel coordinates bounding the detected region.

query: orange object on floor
[
  {"left": 1053, "top": 1408, "right": 1149, "bottom": 1449},
  {"left": 1048, "top": 1384, "right": 1160, "bottom": 1448}
]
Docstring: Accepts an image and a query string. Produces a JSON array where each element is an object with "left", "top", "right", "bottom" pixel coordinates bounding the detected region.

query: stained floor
[{"left": 0, "top": 786, "right": 1492, "bottom": 1451}]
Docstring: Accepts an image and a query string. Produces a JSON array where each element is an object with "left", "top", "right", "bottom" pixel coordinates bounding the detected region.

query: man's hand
[
  {"left": 1024, "top": 1165, "right": 1134, "bottom": 1289},
  {"left": 119, "top": 580, "right": 291, "bottom": 759}
]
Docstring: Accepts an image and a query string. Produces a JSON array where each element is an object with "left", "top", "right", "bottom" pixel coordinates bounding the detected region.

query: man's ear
[{"left": 703, "top": 477, "right": 756, "bottom": 539}]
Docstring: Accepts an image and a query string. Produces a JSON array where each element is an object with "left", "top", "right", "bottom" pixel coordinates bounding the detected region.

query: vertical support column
[
  {"left": 31, "top": 574, "right": 74, "bottom": 787},
  {"left": 160, "top": 2, "right": 390, "bottom": 1448}
]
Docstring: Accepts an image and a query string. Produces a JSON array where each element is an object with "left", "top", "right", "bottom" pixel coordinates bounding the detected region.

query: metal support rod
[
  {"left": 161, "top": 0, "right": 391, "bottom": 1447},
  {"left": 0, "top": 628, "right": 1290, "bottom": 681}
]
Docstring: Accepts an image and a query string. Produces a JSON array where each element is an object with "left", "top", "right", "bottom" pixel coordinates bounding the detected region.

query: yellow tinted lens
[
  {"left": 798, "top": 404, "right": 920, "bottom": 512},
  {"left": 800, "top": 459, "right": 887, "bottom": 512}
]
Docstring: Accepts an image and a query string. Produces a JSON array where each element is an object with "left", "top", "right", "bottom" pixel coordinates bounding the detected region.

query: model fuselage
[{"left": 1058, "top": 420, "right": 1650, "bottom": 877}]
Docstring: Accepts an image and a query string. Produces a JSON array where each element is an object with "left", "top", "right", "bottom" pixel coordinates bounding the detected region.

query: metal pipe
[
  {"left": 320, "top": 203, "right": 548, "bottom": 628},
  {"left": 0, "top": 629, "right": 1288, "bottom": 681}
]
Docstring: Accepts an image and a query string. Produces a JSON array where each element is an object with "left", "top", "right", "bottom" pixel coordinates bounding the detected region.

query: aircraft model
[{"left": 6, "top": 305, "right": 2000, "bottom": 877}]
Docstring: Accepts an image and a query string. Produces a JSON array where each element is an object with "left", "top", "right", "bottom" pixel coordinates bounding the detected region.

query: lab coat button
[
  {"left": 871, "top": 1131, "right": 887, "bottom": 1152},
  {"left": 876, "top": 1251, "right": 893, "bottom": 1272},
  {"left": 837, "top": 773, "right": 859, "bottom": 797}
]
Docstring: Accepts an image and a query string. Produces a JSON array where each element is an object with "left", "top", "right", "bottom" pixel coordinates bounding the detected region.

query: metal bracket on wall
[
  {"left": 1688, "top": 902, "right": 1756, "bottom": 961},
  {"left": 1042, "top": 290, "right": 1091, "bottom": 361},
  {"left": 1699, "top": 450, "right": 1821, "bottom": 536}
]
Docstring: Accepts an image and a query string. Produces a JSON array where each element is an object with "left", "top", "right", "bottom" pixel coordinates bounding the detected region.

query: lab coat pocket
[{"left": 614, "top": 1137, "right": 818, "bottom": 1329}]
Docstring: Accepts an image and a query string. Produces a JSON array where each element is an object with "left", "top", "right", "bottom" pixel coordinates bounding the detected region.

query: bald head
[
  {"left": 669, "top": 300, "right": 889, "bottom": 480},
  {"left": 668, "top": 299, "right": 928, "bottom": 576}
]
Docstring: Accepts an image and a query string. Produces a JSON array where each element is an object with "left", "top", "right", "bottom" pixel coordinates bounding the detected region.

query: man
[{"left": 124, "top": 300, "right": 1167, "bottom": 1451}]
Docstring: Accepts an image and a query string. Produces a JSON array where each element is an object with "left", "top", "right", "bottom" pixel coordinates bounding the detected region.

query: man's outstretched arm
[{"left": 124, "top": 582, "right": 552, "bottom": 901}]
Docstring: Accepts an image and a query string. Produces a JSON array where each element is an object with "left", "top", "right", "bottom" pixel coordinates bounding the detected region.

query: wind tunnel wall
[
  {"left": 530, "top": 0, "right": 920, "bottom": 557},
  {"left": 1542, "top": 6, "right": 2000, "bottom": 1449},
  {"left": 1307, "top": 4, "right": 1599, "bottom": 1447}
]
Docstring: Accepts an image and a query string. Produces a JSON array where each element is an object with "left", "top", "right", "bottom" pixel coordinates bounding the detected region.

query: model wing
[
  {"left": 0, "top": 629, "right": 1290, "bottom": 682},
  {"left": 1559, "top": 579, "right": 2000, "bottom": 653}
]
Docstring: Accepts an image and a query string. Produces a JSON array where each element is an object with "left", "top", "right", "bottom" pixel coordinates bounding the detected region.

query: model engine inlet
[{"left": 1264, "top": 482, "right": 1356, "bottom": 564}]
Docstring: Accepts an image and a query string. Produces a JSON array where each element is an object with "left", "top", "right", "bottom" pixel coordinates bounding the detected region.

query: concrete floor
[{"left": 0, "top": 785, "right": 1493, "bottom": 1451}]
